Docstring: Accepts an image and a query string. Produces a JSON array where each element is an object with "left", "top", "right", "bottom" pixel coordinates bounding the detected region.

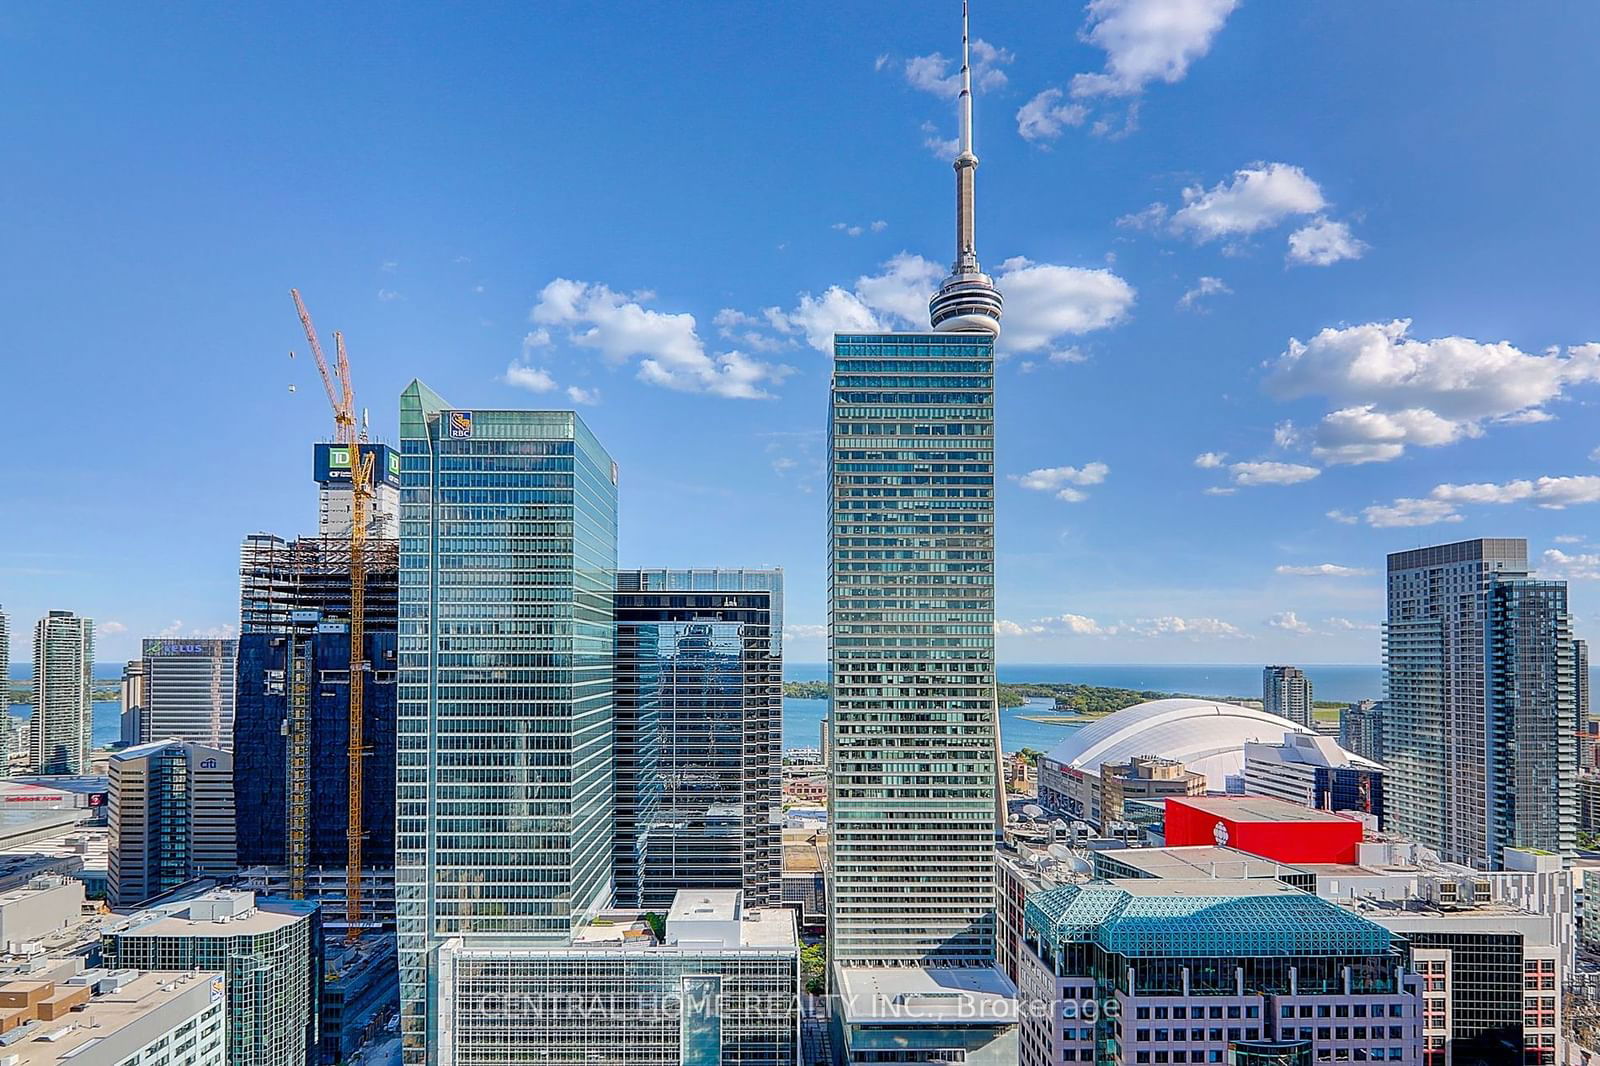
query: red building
[{"left": 1163, "top": 795, "right": 1364, "bottom": 864}]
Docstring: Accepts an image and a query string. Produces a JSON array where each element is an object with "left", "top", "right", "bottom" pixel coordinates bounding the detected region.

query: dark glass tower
[{"left": 612, "top": 569, "right": 783, "bottom": 909}]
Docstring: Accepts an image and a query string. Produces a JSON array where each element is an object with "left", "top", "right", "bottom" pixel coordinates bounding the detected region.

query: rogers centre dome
[{"left": 1040, "top": 697, "right": 1318, "bottom": 791}]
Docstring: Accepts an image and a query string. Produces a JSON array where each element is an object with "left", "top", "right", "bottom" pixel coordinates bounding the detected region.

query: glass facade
[
  {"left": 827, "top": 332, "right": 1000, "bottom": 966},
  {"left": 1385, "top": 540, "right": 1577, "bottom": 867},
  {"left": 613, "top": 569, "right": 783, "bottom": 909},
  {"left": 396, "top": 382, "right": 619, "bottom": 1064}
]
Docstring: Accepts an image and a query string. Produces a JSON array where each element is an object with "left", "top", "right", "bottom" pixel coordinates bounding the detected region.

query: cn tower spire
[{"left": 929, "top": 0, "right": 1003, "bottom": 336}]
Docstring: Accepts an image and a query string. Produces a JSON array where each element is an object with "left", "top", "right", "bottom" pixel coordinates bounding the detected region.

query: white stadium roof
[{"left": 1041, "top": 698, "right": 1320, "bottom": 791}]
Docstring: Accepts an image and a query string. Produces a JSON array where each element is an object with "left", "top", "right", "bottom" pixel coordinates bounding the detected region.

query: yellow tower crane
[{"left": 290, "top": 289, "right": 372, "bottom": 945}]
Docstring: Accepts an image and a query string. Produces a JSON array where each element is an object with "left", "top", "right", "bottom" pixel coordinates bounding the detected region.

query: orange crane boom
[{"left": 289, "top": 291, "right": 369, "bottom": 945}]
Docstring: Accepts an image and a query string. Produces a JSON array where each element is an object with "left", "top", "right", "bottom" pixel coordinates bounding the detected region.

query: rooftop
[
  {"left": 1171, "top": 795, "right": 1361, "bottom": 824},
  {"left": 834, "top": 964, "right": 1016, "bottom": 1026},
  {"left": 1097, "top": 846, "right": 1293, "bottom": 880},
  {"left": 7, "top": 970, "right": 222, "bottom": 1065},
  {"left": 1026, "top": 878, "right": 1394, "bottom": 957},
  {"left": 667, "top": 889, "right": 741, "bottom": 926},
  {"left": 109, "top": 890, "right": 312, "bottom": 939}
]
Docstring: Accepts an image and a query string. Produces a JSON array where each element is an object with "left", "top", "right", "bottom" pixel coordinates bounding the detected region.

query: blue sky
[{"left": 4, "top": 1, "right": 1600, "bottom": 666}]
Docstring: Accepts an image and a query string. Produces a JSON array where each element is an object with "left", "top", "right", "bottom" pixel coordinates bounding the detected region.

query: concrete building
[
  {"left": 0, "top": 875, "right": 85, "bottom": 953},
  {"left": 434, "top": 889, "right": 799, "bottom": 1066},
  {"left": 120, "top": 659, "right": 146, "bottom": 747},
  {"left": 781, "top": 827, "right": 828, "bottom": 930},
  {"left": 31, "top": 611, "right": 93, "bottom": 775},
  {"left": 1385, "top": 538, "right": 1578, "bottom": 868},
  {"left": 612, "top": 569, "right": 783, "bottom": 909},
  {"left": 107, "top": 741, "right": 234, "bottom": 909},
  {"left": 2, "top": 969, "right": 226, "bottom": 1066},
  {"left": 0, "top": 606, "right": 8, "bottom": 699},
  {"left": 1583, "top": 772, "right": 1600, "bottom": 833},
  {"left": 1339, "top": 699, "right": 1384, "bottom": 763},
  {"left": 396, "top": 385, "right": 618, "bottom": 1064},
  {"left": 1242, "top": 731, "right": 1387, "bottom": 827},
  {"left": 1100, "top": 756, "right": 1207, "bottom": 826},
  {"left": 1352, "top": 899, "right": 1561, "bottom": 1066},
  {"left": 1263, "top": 664, "right": 1314, "bottom": 728},
  {"left": 103, "top": 889, "right": 321, "bottom": 1066},
  {"left": 138, "top": 639, "right": 235, "bottom": 750},
  {"left": 1017, "top": 879, "right": 1422, "bottom": 1066},
  {"left": 1580, "top": 638, "right": 1591, "bottom": 719}
]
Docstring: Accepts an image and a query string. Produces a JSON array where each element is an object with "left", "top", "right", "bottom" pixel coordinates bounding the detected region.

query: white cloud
[
  {"left": 1132, "top": 615, "right": 1244, "bottom": 639},
  {"left": 1287, "top": 217, "right": 1368, "bottom": 266},
  {"left": 1542, "top": 549, "right": 1600, "bottom": 580},
  {"left": 522, "top": 328, "right": 551, "bottom": 353},
  {"left": 1230, "top": 461, "right": 1320, "bottom": 486},
  {"left": 992, "top": 257, "right": 1136, "bottom": 354},
  {"left": 784, "top": 624, "right": 827, "bottom": 641},
  {"left": 1312, "top": 405, "right": 1476, "bottom": 465},
  {"left": 1016, "top": 88, "right": 1087, "bottom": 142},
  {"left": 565, "top": 385, "right": 600, "bottom": 405},
  {"left": 1362, "top": 497, "right": 1463, "bottom": 528},
  {"left": 1326, "top": 617, "right": 1380, "bottom": 632},
  {"left": 1431, "top": 476, "right": 1600, "bottom": 510},
  {"left": 1171, "top": 163, "right": 1326, "bottom": 241},
  {"left": 774, "top": 254, "right": 1134, "bottom": 358},
  {"left": 920, "top": 121, "right": 959, "bottom": 161},
  {"left": 1193, "top": 451, "right": 1227, "bottom": 469},
  {"left": 1554, "top": 535, "right": 1586, "bottom": 544},
  {"left": 904, "top": 40, "right": 1014, "bottom": 98},
  {"left": 1270, "top": 321, "right": 1600, "bottom": 462},
  {"left": 1326, "top": 509, "right": 1358, "bottom": 525},
  {"left": 531, "top": 279, "right": 792, "bottom": 399},
  {"left": 1272, "top": 420, "right": 1301, "bottom": 449},
  {"left": 504, "top": 363, "right": 557, "bottom": 393},
  {"left": 1177, "top": 275, "right": 1231, "bottom": 312},
  {"left": 1275, "top": 563, "right": 1375, "bottom": 578},
  {"left": 1070, "top": 0, "right": 1240, "bottom": 99},
  {"left": 995, "top": 619, "right": 1045, "bottom": 637},
  {"left": 832, "top": 222, "right": 865, "bottom": 238},
  {"left": 1014, "top": 462, "right": 1110, "bottom": 502},
  {"left": 1117, "top": 203, "right": 1169, "bottom": 230},
  {"left": 100, "top": 621, "right": 128, "bottom": 635},
  {"left": 871, "top": 220, "right": 888, "bottom": 233},
  {"left": 1267, "top": 611, "right": 1314, "bottom": 635},
  {"left": 158, "top": 620, "right": 237, "bottom": 639},
  {"left": 1202, "top": 486, "right": 1236, "bottom": 496},
  {"left": 377, "top": 289, "right": 402, "bottom": 302},
  {"left": 1050, "top": 347, "right": 1089, "bottom": 364}
]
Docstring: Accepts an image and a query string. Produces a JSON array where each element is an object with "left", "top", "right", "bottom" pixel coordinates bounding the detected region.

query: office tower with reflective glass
[
  {"left": 1385, "top": 538, "right": 1577, "bottom": 869},
  {"left": 826, "top": 7, "right": 1015, "bottom": 1062},
  {"left": 396, "top": 382, "right": 618, "bottom": 1064},
  {"left": 613, "top": 568, "right": 783, "bottom": 909}
]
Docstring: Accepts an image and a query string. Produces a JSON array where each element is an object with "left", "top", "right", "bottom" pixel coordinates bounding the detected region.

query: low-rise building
[
  {"left": 321, "top": 934, "right": 397, "bottom": 1065},
  {"left": 434, "top": 889, "right": 799, "bottom": 1065},
  {"left": 1, "top": 969, "right": 226, "bottom": 1066},
  {"left": 0, "top": 876, "right": 85, "bottom": 954},
  {"left": 1164, "top": 795, "right": 1366, "bottom": 864},
  {"left": 103, "top": 889, "right": 321, "bottom": 1066},
  {"left": 1018, "top": 879, "right": 1422, "bottom": 1066},
  {"left": 781, "top": 828, "right": 827, "bottom": 929}
]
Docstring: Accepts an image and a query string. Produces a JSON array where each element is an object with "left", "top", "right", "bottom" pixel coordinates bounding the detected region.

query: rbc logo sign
[{"left": 448, "top": 411, "right": 473, "bottom": 438}]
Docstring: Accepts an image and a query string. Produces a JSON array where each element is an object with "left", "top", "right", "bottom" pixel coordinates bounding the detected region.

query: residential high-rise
[
  {"left": 612, "top": 568, "right": 783, "bottom": 909},
  {"left": 104, "top": 889, "right": 322, "bottom": 1066},
  {"left": 1385, "top": 538, "right": 1577, "bottom": 868},
  {"left": 1263, "top": 664, "right": 1313, "bottom": 727},
  {"left": 107, "top": 740, "right": 236, "bottom": 907},
  {"left": 1339, "top": 698, "right": 1384, "bottom": 762},
  {"left": 827, "top": 8, "right": 1014, "bottom": 1061},
  {"left": 1579, "top": 637, "right": 1591, "bottom": 719},
  {"left": 0, "top": 605, "right": 9, "bottom": 690},
  {"left": 120, "top": 658, "right": 146, "bottom": 746},
  {"left": 396, "top": 383, "right": 618, "bottom": 1064},
  {"left": 31, "top": 611, "right": 93, "bottom": 774},
  {"left": 139, "top": 638, "right": 235, "bottom": 749}
]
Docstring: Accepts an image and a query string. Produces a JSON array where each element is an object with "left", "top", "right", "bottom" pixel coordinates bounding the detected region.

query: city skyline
[{"left": 6, "top": 4, "right": 1600, "bottom": 667}]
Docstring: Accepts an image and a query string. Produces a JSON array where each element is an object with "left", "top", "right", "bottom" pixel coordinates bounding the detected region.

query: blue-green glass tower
[{"left": 396, "top": 382, "right": 618, "bottom": 1064}]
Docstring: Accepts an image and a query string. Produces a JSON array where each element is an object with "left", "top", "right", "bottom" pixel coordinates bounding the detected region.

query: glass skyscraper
[
  {"left": 1385, "top": 538, "right": 1577, "bottom": 868},
  {"left": 827, "top": 330, "right": 1000, "bottom": 965},
  {"left": 396, "top": 382, "right": 618, "bottom": 1064},
  {"left": 612, "top": 568, "right": 783, "bottom": 909}
]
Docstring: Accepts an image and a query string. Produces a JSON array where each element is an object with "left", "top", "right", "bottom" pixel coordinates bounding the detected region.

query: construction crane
[{"left": 290, "top": 289, "right": 373, "bottom": 945}]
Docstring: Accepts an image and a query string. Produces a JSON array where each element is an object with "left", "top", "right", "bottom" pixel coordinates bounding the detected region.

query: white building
[
  {"left": 0, "top": 875, "right": 84, "bottom": 954},
  {"left": 108, "top": 742, "right": 235, "bottom": 908},
  {"left": 4, "top": 969, "right": 227, "bottom": 1066},
  {"left": 139, "top": 639, "right": 236, "bottom": 750},
  {"left": 1242, "top": 731, "right": 1386, "bottom": 822}
]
